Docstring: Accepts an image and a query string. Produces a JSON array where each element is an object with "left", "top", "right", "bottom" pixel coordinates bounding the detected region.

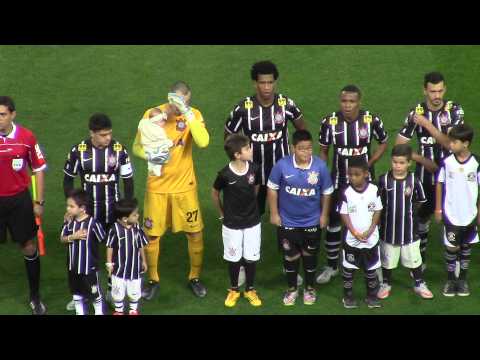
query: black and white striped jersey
[
  {"left": 398, "top": 101, "right": 464, "bottom": 185},
  {"left": 319, "top": 110, "right": 388, "bottom": 189},
  {"left": 225, "top": 93, "right": 303, "bottom": 185},
  {"left": 378, "top": 172, "right": 426, "bottom": 245},
  {"left": 63, "top": 139, "right": 133, "bottom": 226},
  {"left": 106, "top": 222, "right": 149, "bottom": 280},
  {"left": 61, "top": 216, "right": 106, "bottom": 275}
]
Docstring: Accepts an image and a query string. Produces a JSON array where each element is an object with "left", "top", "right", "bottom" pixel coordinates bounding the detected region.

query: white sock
[
  {"left": 129, "top": 301, "right": 138, "bottom": 311},
  {"left": 73, "top": 295, "right": 85, "bottom": 315},
  {"left": 114, "top": 301, "right": 124, "bottom": 313},
  {"left": 93, "top": 295, "right": 104, "bottom": 315}
]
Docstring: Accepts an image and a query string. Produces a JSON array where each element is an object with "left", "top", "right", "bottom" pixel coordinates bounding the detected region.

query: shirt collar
[
  {"left": 293, "top": 155, "right": 313, "bottom": 170},
  {"left": 3, "top": 123, "right": 17, "bottom": 139}
]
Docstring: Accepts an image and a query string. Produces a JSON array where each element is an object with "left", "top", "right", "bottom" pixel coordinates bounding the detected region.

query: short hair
[
  {"left": 424, "top": 72, "right": 445, "bottom": 87},
  {"left": 114, "top": 198, "right": 139, "bottom": 220},
  {"left": 224, "top": 134, "right": 250, "bottom": 160},
  {"left": 348, "top": 157, "right": 369, "bottom": 172},
  {"left": 391, "top": 144, "right": 413, "bottom": 161},
  {"left": 292, "top": 129, "right": 313, "bottom": 146},
  {"left": 340, "top": 85, "right": 362, "bottom": 99},
  {"left": 67, "top": 189, "right": 90, "bottom": 210},
  {"left": 448, "top": 124, "right": 474, "bottom": 144},
  {"left": 89, "top": 113, "right": 112, "bottom": 132},
  {"left": 0, "top": 96, "right": 16, "bottom": 112},
  {"left": 250, "top": 61, "right": 279, "bottom": 81},
  {"left": 170, "top": 81, "right": 191, "bottom": 95}
]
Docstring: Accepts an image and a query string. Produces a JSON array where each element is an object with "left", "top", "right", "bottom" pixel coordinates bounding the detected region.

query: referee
[{"left": 0, "top": 96, "right": 47, "bottom": 315}]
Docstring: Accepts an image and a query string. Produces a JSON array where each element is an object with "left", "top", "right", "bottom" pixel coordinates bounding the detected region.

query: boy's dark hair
[
  {"left": 89, "top": 113, "right": 112, "bottom": 132},
  {"left": 424, "top": 72, "right": 445, "bottom": 87},
  {"left": 448, "top": 123, "right": 474, "bottom": 144},
  {"left": 224, "top": 134, "right": 250, "bottom": 160},
  {"left": 292, "top": 129, "right": 313, "bottom": 146},
  {"left": 0, "top": 96, "right": 16, "bottom": 112},
  {"left": 391, "top": 143, "right": 413, "bottom": 161},
  {"left": 251, "top": 61, "right": 279, "bottom": 81},
  {"left": 114, "top": 198, "right": 139, "bottom": 220},
  {"left": 67, "top": 189, "right": 90, "bottom": 210},
  {"left": 170, "top": 81, "right": 191, "bottom": 95},
  {"left": 348, "top": 157, "right": 369, "bottom": 172},
  {"left": 340, "top": 85, "right": 362, "bottom": 99}
]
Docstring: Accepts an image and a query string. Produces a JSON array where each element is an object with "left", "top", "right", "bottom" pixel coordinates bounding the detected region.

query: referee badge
[
  {"left": 359, "top": 127, "right": 369, "bottom": 139},
  {"left": 415, "top": 104, "right": 424, "bottom": 115},
  {"left": 244, "top": 99, "right": 253, "bottom": 109},
  {"left": 278, "top": 97, "right": 287, "bottom": 107},
  {"left": 363, "top": 114, "right": 372, "bottom": 124},
  {"left": 404, "top": 186, "right": 412, "bottom": 196},
  {"left": 274, "top": 112, "right": 284, "bottom": 124},
  {"left": 12, "top": 158, "right": 23, "bottom": 171},
  {"left": 113, "top": 143, "right": 122, "bottom": 152},
  {"left": 329, "top": 116, "right": 338, "bottom": 126},
  {"left": 108, "top": 155, "right": 117, "bottom": 167},
  {"left": 307, "top": 171, "right": 319, "bottom": 185}
]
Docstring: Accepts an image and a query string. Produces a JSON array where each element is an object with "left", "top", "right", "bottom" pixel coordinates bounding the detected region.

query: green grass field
[{"left": 1, "top": 45, "right": 480, "bottom": 315}]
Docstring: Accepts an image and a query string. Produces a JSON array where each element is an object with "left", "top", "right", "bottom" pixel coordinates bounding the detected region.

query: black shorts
[
  {"left": 342, "top": 243, "right": 381, "bottom": 271},
  {"left": 418, "top": 180, "right": 435, "bottom": 220},
  {"left": 443, "top": 222, "right": 479, "bottom": 248},
  {"left": 277, "top": 226, "right": 321, "bottom": 257},
  {"left": 0, "top": 189, "right": 37, "bottom": 245},
  {"left": 68, "top": 271, "right": 103, "bottom": 299}
]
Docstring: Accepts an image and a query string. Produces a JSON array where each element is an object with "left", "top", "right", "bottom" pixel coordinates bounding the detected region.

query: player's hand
[
  {"left": 422, "top": 158, "right": 438, "bottom": 174},
  {"left": 72, "top": 229, "right": 87, "bottom": 240},
  {"left": 33, "top": 203, "right": 44, "bottom": 217},
  {"left": 477, "top": 213, "right": 480, "bottom": 226},
  {"left": 64, "top": 212, "right": 73, "bottom": 223},
  {"left": 142, "top": 261, "right": 148, "bottom": 273},
  {"left": 319, "top": 214, "right": 329, "bottom": 229},
  {"left": 270, "top": 213, "right": 282, "bottom": 227},
  {"left": 352, "top": 230, "right": 366, "bottom": 242},
  {"left": 434, "top": 210, "right": 443, "bottom": 223},
  {"left": 106, "top": 263, "right": 113, "bottom": 276},
  {"left": 164, "top": 104, "right": 177, "bottom": 118},
  {"left": 168, "top": 93, "right": 189, "bottom": 114},
  {"left": 413, "top": 114, "right": 430, "bottom": 128}
]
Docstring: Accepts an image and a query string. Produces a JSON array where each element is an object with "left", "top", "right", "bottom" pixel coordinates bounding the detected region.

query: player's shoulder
[
  {"left": 109, "top": 139, "right": 128, "bottom": 152},
  {"left": 471, "top": 153, "right": 480, "bottom": 164},
  {"left": 312, "top": 155, "right": 328, "bottom": 169},
  {"left": 321, "top": 111, "right": 339, "bottom": 125},
  {"left": 234, "top": 95, "right": 256, "bottom": 110},
  {"left": 217, "top": 163, "right": 231, "bottom": 177},
  {"left": 69, "top": 138, "right": 90, "bottom": 152},
  {"left": 14, "top": 123, "right": 34, "bottom": 138},
  {"left": 361, "top": 109, "right": 382, "bottom": 121},
  {"left": 367, "top": 181, "right": 379, "bottom": 193},
  {"left": 277, "top": 93, "right": 297, "bottom": 107}
]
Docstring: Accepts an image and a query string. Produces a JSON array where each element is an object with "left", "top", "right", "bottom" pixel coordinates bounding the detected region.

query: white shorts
[
  {"left": 222, "top": 223, "right": 261, "bottom": 262},
  {"left": 380, "top": 240, "right": 422, "bottom": 269},
  {"left": 111, "top": 275, "right": 142, "bottom": 303}
]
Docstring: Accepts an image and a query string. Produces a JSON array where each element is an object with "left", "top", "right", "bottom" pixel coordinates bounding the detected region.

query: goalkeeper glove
[
  {"left": 167, "top": 92, "right": 195, "bottom": 122},
  {"left": 147, "top": 148, "right": 170, "bottom": 165}
]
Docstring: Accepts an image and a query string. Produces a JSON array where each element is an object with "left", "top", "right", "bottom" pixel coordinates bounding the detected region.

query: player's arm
[
  {"left": 319, "top": 145, "right": 329, "bottom": 162},
  {"left": 132, "top": 130, "right": 147, "bottom": 160},
  {"left": 368, "top": 142, "right": 388, "bottom": 168},
  {"left": 32, "top": 170, "right": 45, "bottom": 217},
  {"left": 140, "top": 247, "right": 147, "bottom": 273},
  {"left": 411, "top": 114, "right": 451, "bottom": 150},
  {"left": 188, "top": 111, "right": 209, "bottom": 148},
  {"left": 224, "top": 103, "right": 244, "bottom": 140},
  {"left": 435, "top": 182, "right": 443, "bottom": 223},
  {"left": 292, "top": 115, "right": 306, "bottom": 130},
  {"left": 267, "top": 188, "right": 281, "bottom": 226},
  {"left": 211, "top": 188, "right": 224, "bottom": 220},
  {"left": 320, "top": 193, "right": 331, "bottom": 229},
  {"left": 123, "top": 177, "right": 134, "bottom": 199},
  {"left": 106, "top": 247, "right": 114, "bottom": 276},
  {"left": 340, "top": 213, "right": 363, "bottom": 241},
  {"left": 63, "top": 174, "right": 74, "bottom": 198},
  {"left": 320, "top": 164, "right": 334, "bottom": 228},
  {"left": 364, "top": 210, "right": 382, "bottom": 240},
  {"left": 368, "top": 116, "right": 389, "bottom": 168}
]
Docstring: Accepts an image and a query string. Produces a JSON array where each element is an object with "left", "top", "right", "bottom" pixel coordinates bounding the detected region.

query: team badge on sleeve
[
  {"left": 329, "top": 116, "right": 338, "bottom": 126},
  {"left": 415, "top": 104, "right": 424, "bottom": 115},
  {"left": 144, "top": 217, "right": 153, "bottom": 229},
  {"left": 244, "top": 99, "right": 253, "bottom": 109},
  {"left": 78, "top": 143, "right": 87, "bottom": 152},
  {"left": 113, "top": 143, "right": 122, "bottom": 152},
  {"left": 307, "top": 171, "right": 319, "bottom": 185},
  {"left": 278, "top": 97, "right": 287, "bottom": 107},
  {"left": 363, "top": 114, "right": 372, "bottom": 124}
]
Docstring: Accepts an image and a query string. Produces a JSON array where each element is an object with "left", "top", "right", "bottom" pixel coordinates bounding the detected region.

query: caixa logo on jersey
[
  {"left": 84, "top": 173, "right": 116, "bottom": 183},
  {"left": 285, "top": 186, "right": 316, "bottom": 197},
  {"left": 420, "top": 137, "right": 436, "bottom": 145},
  {"left": 251, "top": 130, "right": 282, "bottom": 143},
  {"left": 336, "top": 146, "right": 368, "bottom": 157}
]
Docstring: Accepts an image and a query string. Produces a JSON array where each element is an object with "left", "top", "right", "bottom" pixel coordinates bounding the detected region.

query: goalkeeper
[{"left": 133, "top": 81, "right": 210, "bottom": 299}]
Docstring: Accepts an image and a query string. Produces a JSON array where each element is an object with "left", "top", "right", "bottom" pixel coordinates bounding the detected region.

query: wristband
[{"left": 105, "top": 262, "right": 114, "bottom": 268}]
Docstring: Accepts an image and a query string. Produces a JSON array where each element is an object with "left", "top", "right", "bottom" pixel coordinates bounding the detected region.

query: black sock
[
  {"left": 343, "top": 267, "right": 354, "bottom": 297},
  {"left": 382, "top": 268, "right": 392, "bottom": 285},
  {"left": 459, "top": 245, "right": 471, "bottom": 280},
  {"left": 284, "top": 257, "right": 300, "bottom": 290},
  {"left": 445, "top": 248, "right": 457, "bottom": 281},
  {"left": 411, "top": 266, "right": 423, "bottom": 287},
  {"left": 419, "top": 234, "right": 428, "bottom": 264},
  {"left": 228, "top": 261, "right": 241, "bottom": 290},
  {"left": 365, "top": 270, "right": 379, "bottom": 298},
  {"left": 108, "top": 276, "right": 112, "bottom": 291},
  {"left": 244, "top": 261, "right": 256, "bottom": 291},
  {"left": 303, "top": 254, "right": 317, "bottom": 288},
  {"left": 326, "top": 230, "right": 341, "bottom": 270},
  {"left": 24, "top": 250, "right": 40, "bottom": 301}
]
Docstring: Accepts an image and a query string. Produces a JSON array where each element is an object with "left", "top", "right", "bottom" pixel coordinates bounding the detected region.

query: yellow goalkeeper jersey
[{"left": 133, "top": 103, "right": 209, "bottom": 194}]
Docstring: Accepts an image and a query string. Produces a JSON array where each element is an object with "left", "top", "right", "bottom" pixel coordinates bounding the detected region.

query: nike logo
[
  {"left": 307, "top": 246, "right": 316, "bottom": 250},
  {"left": 228, "top": 181, "right": 237, "bottom": 185},
  {"left": 285, "top": 175, "right": 295, "bottom": 179},
  {"left": 386, "top": 188, "right": 394, "bottom": 191},
  {"left": 82, "top": 157, "right": 92, "bottom": 161},
  {"left": 333, "top": 131, "right": 344, "bottom": 135},
  {"left": 250, "top": 116, "right": 260, "bottom": 121}
]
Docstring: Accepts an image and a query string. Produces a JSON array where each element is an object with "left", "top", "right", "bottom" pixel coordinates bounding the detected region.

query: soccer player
[
  {"left": 61, "top": 189, "right": 106, "bottom": 315},
  {"left": 63, "top": 113, "right": 134, "bottom": 310},
  {"left": 317, "top": 85, "right": 388, "bottom": 284},
  {"left": 339, "top": 157, "right": 383, "bottom": 309},
  {"left": 212, "top": 134, "right": 262, "bottom": 307},
  {"left": 376, "top": 144, "right": 434, "bottom": 300},
  {"left": 133, "top": 81, "right": 210, "bottom": 299},
  {"left": 106, "top": 198, "right": 148, "bottom": 315},
  {"left": 436, "top": 124, "right": 479, "bottom": 297},
  {"left": 0, "top": 96, "right": 47, "bottom": 315},
  {"left": 267, "top": 130, "right": 333, "bottom": 306},
  {"left": 396, "top": 72, "right": 464, "bottom": 269}
]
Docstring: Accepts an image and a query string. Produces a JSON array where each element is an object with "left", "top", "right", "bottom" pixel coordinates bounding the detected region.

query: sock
[
  {"left": 73, "top": 295, "right": 86, "bottom": 315},
  {"left": 187, "top": 232, "right": 204, "bottom": 280},
  {"left": 114, "top": 300, "right": 124, "bottom": 313},
  {"left": 365, "top": 270, "right": 379, "bottom": 298},
  {"left": 445, "top": 248, "right": 457, "bottom": 281},
  {"left": 326, "top": 228, "right": 341, "bottom": 270},
  {"left": 381, "top": 268, "right": 392, "bottom": 285},
  {"left": 418, "top": 220, "right": 429, "bottom": 264},
  {"left": 244, "top": 261, "right": 256, "bottom": 291},
  {"left": 107, "top": 276, "right": 112, "bottom": 292},
  {"left": 145, "top": 236, "right": 160, "bottom": 283},
  {"left": 459, "top": 245, "right": 471, "bottom": 280},
  {"left": 93, "top": 295, "right": 104, "bottom": 315},
  {"left": 303, "top": 254, "right": 317, "bottom": 288},
  {"left": 129, "top": 301, "right": 138, "bottom": 311},
  {"left": 284, "top": 257, "right": 300, "bottom": 290},
  {"left": 343, "top": 267, "right": 354, "bottom": 297},
  {"left": 24, "top": 250, "right": 40, "bottom": 301},
  {"left": 228, "top": 261, "right": 241, "bottom": 290},
  {"left": 411, "top": 266, "right": 423, "bottom": 287}
]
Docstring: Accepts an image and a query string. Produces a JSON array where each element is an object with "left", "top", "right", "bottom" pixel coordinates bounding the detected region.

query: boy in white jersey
[
  {"left": 339, "top": 158, "right": 383, "bottom": 309},
  {"left": 436, "top": 124, "right": 480, "bottom": 297}
]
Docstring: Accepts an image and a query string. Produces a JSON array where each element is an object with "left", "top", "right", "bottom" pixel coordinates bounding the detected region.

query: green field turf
[{"left": 1, "top": 45, "right": 480, "bottom": 315}]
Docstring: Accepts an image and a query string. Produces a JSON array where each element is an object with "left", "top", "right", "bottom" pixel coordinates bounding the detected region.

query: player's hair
[
  {"left": 89, "top": 113, "right": 112, "bottom": 131},
  {"left": 424, "top": 72, "right": 445, "bottom": 87},
  {"left": 67, "top": 189, "right": 90, "bottom": 211},
  {"left": 170, "top": 81, "right": 191, "bottom": 95},
  {"left": 448, "top": 123, "right": 474, "bottom": 144},
  {"left": 224, "top": 134, "right": 250, "bottom": 160},
  {"left": 114, "top": 198, "right": 139, "bottom": 220},
  {"left": 340, "top": 85, "right": 362, "bottom": 99},
  {"left": 0, "top": 96, "right": 16, "bottom": 112},
  {"left": 348, "top": 157, "right": 369, "bottom": 172},
  {"left": 250, "top": 61, "right": 279, "bottom": 81},
  {"left": 292, "top": 129, "right": 313, "bottom": 146},
  {"left": 391, "top": 143, "right": 413, "bottom": 161}
]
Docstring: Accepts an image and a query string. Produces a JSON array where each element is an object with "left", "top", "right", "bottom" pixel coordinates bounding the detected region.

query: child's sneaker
[
  {"left": 112, "top": 311, "right": 124, "bottom": 315},
  {"left": 442, "top": 280, "right": 456, "bottom": 297},
  {"left": 283, "top": 289, "right": 299, "bottom": 306},
  {"left": 128, "top": 310, "right": 139, "bottom": 315},
  {"left": 224, "top": 289, "right": 241, "bottom": 307},
  {"left": 456, "top": 280, "right": 470, "bottom": 297},
  {"left": 303, "top": 288, "right": 317, "bottom": 305},
  {"left": 413, "top": 282, "right": 434, "bottom": 299},
  {"left": 244, "top": 289, "right": 262, "bottom": 307},
  {"left": 377, "top": 283, "right": 391, "bottom": 299},
  {"left": 342, "top": 294, "right": 358, "bottom": 309},
  {"left": 365, "top": 296, "right": 382, "bottom": 308}
]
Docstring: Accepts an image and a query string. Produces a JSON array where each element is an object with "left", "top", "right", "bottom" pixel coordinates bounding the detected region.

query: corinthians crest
[{"left": 307, "top": 171, "right": 319, "bottom": 185}]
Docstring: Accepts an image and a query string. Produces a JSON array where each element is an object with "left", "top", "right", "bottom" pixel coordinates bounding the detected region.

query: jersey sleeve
[
  {"left": 339, "top": 189, "right": 348, "bottom": 215},
  {"left": 372, "top": 115, "right": 388, "bottom": 143},
  {"left": 319, "top": 117, "right": 332, "bottom": 147},
  {"left": 105, "top": 227, "right": 117, "bottom": 248},
  {"left": 63, "top": 145, "right": 79, "bottom": 177},
  {"left": 267, "top": 162, "right": 282, "bottom": 190},
  {"left": 213, "top": 172, "right": 226, "bottom": 191},
  {"left": 285, "top": 97, "right": 303, "bottom": 122},
  {"left": 189, "top": 109, "right": 210, "bottom": 148},
  {"left": 413, "top": 177, "right": 427, "bottom": 203},
  {"left": 225, "top": 102, "right": 244, "bottom": 134},
  {"left": 373, "top": 186, "right": 383, "bottom": 211},
  {"left": 26, "top": 132, "right": 47, "bottom": 172},
  {"left": 60, "top": 221, "right": 70, "bottom": 238},
  {"left": 92, "top": 220, "right": 106, "bottom": 243},
  {"left": 320, "top": 161, "right": 334, "bottom": 195},
  {"left": 137, "top": 226, "right": 149, "bottom": 247},
  {"left": 398, "top": 110, "right": 417, "bottom": 140},
  {"left": 118, "top": 144, "right": 134, "bottom": 179}
]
